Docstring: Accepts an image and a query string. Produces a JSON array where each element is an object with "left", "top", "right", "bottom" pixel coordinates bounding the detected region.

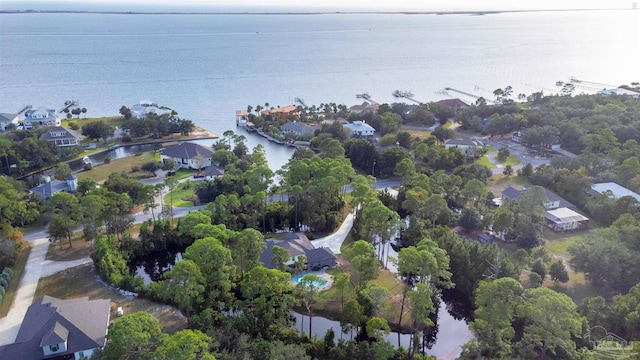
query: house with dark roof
[
  {"left": 39, "top": 126, "right": 81, "bottom": 147},
  {"left": 23, "top": 107, "right": 61, "bottom": 129},
  {"left": 260, "top": 233, "right": 337, "bottom": 270},
  {"left": 160, "top": 142, "right": 213, "bottom": 170},
  {"left": 436, "top": 98, "right": 469, "bottom": 110},
  {"left": 501, "top": 185, "right": 575, "bottom": 210},
  {"left": 203, "top": 165, "right": 225, "bottom": 180},
  {"left": 30, "top": 174, "right": 78, "bottom": 200},
  {"left": 280, "top": 121, "right": 320, "bottom": 138},
  {"left": 0, "top": 296, "right": 111, "bottom": 360},
  {"left": 0, "top": 112, "right": 20, "bottom": 131}
]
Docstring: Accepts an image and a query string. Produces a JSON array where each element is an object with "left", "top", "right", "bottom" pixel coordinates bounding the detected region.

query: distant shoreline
[{"left": 0, "top": 8, "right": 626, "bottom": 16}]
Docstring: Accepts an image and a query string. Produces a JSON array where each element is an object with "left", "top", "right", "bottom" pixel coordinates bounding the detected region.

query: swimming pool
[{"left": 292, "top": 273, "right": 332, "bottom": 290}]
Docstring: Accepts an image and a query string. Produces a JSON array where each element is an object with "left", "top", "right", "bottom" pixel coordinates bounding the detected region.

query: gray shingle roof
[
  {"left": 30, "top": 180, "right": 71, "bottom": 200},
  {"left": 203, "top": 165, "right": 225, "bottom": 177},
  {"left": 39, "top": 126, "right": 80, "bottom": 142},
  {"left": 501, "top": 186, "right": 575, "bottom": 209},
  {"left": 161, "top": 142, "right": 213, "bottom": 160},
  {"left": 0, "top": 296, "right": 111, "bottom": 360},
  {"left": 281, "top": 122, "right": 320, "bottom": 136},
  {"left": 0, "top": 112, "right": 18, "bottom": 122},
  {"left": 260, "top": 233, "right": 335, "bottom": 269}
]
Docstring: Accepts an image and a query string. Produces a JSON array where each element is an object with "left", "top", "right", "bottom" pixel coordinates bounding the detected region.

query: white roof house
[
  {"left": 591, "top": 182, "right": 640, "bottom": 202},
  {"left": 130, "top": 101, "right": 171, "bottom": 119},
  {"left": 343, "top": 121, "right": 375, "bottom": 137},
  {"left": 598, "top": 88, "right": 640, "bottom": 99},
  {"left": 23, "top": 107, "right": 60, "bottom": 128}
]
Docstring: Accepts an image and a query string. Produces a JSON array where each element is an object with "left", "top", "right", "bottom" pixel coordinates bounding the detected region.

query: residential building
[
  {"left": 444, "top": 138, "right": 483, "bottom": 157},
  {"left": 23, "top": 107, "right": 60, "bottom": 129},
  {"left": 260, "top": 233, "right": 337, "bottom": 270},
  {"left": 203, "top": 165, "right": 225, "bottom": 180},
  {"left": 160, "top": 142, "right": 213, "bottom": 170},
  {"left": 343, "top": 120, "right": 375, "bottom": 138},
  {"left": 280, "top": 121, "right": 320, "bottom": 138},
  {"left": 320, "top": 117, "right": 349, "bottom": 125},
  {"left": 435, "top": 98, "right": 469, "bottom": 110},
  {"left": 501, "top": 185, "right": 575, "bottom": 210},
  {"left": 261, "top": 105, "right": 298, "bottom": 120},
  {"left": 0, "top": 112, "right": 19, "bottom": 131},
  {"left": 39, "top": 126, "right": 81, "bottom": 147},
  {"left": 0, "top": 296, "right": 111, "bottom": 360},
  {"left": 30, "top": 174, "right": 77, "bottom": 200},
  {"left": 545, "top": 207, "right": 589, "bottom": 232},
  {"left": 349, "top": 102, "right": 379, "bottom": 114},
  {"left": 235, "top": 110, "right": 249, "bottom": 125},
  {"left": 591, "top": 182, "right": 640, "bottom": 202},
  {"left": 598, "top": 87, "right": 640, "bottom": 99},
  {"left": 130, "top": 101, "right": 171, "bottom": 119}
]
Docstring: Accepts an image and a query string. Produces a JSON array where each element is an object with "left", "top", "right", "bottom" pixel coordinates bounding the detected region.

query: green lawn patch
[
  {"left": 34, "top": 263, "right": 187, "bottom": 334},
  {"left": 497, "top": 155, "right": 521, "bottom": 166},
  {"left": 77, "top": 152, "right": 156, "bottom": 182},
  {"left": 62, "top": 116, "right": 124, "bottom": 131},
  {"left": 476, "top": 156, "right": 497, "bottom": 168},
  {"left": 164, "top": 181, "right": 198, "bottom": 208},
  {"left": 0, "top": 245, "right": 32, "bottom": 318}
]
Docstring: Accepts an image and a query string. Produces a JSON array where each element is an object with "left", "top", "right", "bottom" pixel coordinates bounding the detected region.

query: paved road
[{"left": 310, "top": 212, "right": 354, "bottom": 255}]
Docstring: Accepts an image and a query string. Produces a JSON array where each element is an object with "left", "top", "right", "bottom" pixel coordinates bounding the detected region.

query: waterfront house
[
  {"left": 160, "top": 142, "right": 213, "bottom": 170},
  {"left": 598, "top": 87, "right": 640, "bottom": 99},
  {"left": 501, "top": 185, "right": 575, "bottom": 210},
  {"left": 436, "top": 98, "right": 469, "bottom": 111},
  {"left": 261, "top": 105, "right": 298, "bottom": 120},
  {"left": 130, "top": 100, "right": 171, "bottom": 119},
  {"left": 343, "top": 120, "right": 375, "bottom": 138},
  {"left": 23, "top": 107, "right": 60, "bottom": 129},
  {"left": 0, "top": 112, "right": 20, "bottom": 131},
  {"left": 30, "top": 174, "right": 78, "bottom": 200},
  {"left": 260, "top": 233, "right": 337, "bottom": 270},
  {"left": 545, "top": 207, "right": 589, "bottom": 232},
  {"left": 321, "top": 117, "right": 349, "bottom": 125},
  {"left": 39, "top": 126, "right": 81, "bottom": 147},
  {"left": 235, "top": 110, "right": 249, "bottom": 126},
  {"left": 280, "top": 121, "right": 320, "bottom": 138},
  {"left": 349, "top": 102, "right": 379, "bottom": 114},
  {"left": 591, "top": 182, "right": 640, "bottom": 202},
  {"left": 0, "top": 296, "right": 111, "bottom": 360}
]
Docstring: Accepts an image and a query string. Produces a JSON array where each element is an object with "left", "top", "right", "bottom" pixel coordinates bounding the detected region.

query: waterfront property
[
  {"left": 280, "top": 121, "right": 320, "bottom": 139},
  {"left": 38, "top": 126, "right": 81, "bottom": 147},
  {"left": 343, "top": 120, "right": 375, "bottom": 138},
  {"left": 0, "top": 296, "right": 111, "bottom": 360},
  {"left": 260, "top": 233, "right": 337, "bottom": 270},
  {"left": 436, "top": 98, "right": 469, "bottom": 110},
  {"left": 349, "top": 102, "right": 379, "bottom": 114},
  {"left": 0, "top": 112, "right": 20, "bottom": 131},
  {"left": 130, "top": 100, "right": 171, "bottom": 119},
  {"left": 30, "top": 174, "right": 78, "bottom": 200},
  {"left": 261, "top": 105, "right": 298, "bottom": 120},
  {"left": 23, "top": 107, "right": 61, "bottom": 129},
  {"left": 160, "top": 142, "right": 213, "bottom": 170}
]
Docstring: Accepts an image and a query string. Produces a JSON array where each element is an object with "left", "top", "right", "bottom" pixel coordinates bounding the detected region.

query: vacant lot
[
  {"left": 76, "top": 152, "right": 156, "bottom": 182},
  {"left": 34, "top": 264, "right": 186, "bottom": 334}
]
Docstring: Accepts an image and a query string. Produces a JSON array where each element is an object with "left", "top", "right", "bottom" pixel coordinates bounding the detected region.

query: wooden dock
[
  {"left": 58, "top": 100, "right": 77, "bottom": 114},
  {"left": 356, "top": 92, "right": 379, "bottom": 105}
]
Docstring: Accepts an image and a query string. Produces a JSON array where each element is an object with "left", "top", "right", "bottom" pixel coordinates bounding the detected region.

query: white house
[
  {"left": 0, "top": 112, "right": 20, "bottom": 131},
  {"left": 598, "top": 87, "right": 640, "bottom": 99},
  {"left": 23, "top": 107, "right": 60, "bottom": 129},
  {"left": 344, "top": 120, "right": 376, "bottom": 138},
  {"left": 39, "top": 126, "right": 81, "bottom": 147},
  {"left": 0, "top": 296, "right": 111, "bottom": 360},
  {"left": 160, "top": 142, "right": 213, "bottom": 170},
  {"left": 130, "top": 100, "right": 171, "bottom": 119},
  {"left": 444, "top": 138, "right": 483, "bottom": 157}
]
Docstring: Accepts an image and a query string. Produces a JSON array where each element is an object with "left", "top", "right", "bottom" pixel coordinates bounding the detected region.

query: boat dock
[
  {"left": 444, "top": 87, "right": 498, "bottom": 104},
  {"left": 356, "top": 92, "right": 379, "bottom": 105},
  {"left": 58, "top": 100, "right": 77, "bottom": 114},
  {"left": 392, "top": 90, "right": 421, "bottom": 104}
]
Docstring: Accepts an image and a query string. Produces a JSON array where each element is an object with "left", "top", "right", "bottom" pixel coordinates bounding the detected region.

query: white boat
[{"left": 82, "top": 156, "right": 91, "bottom": 165}]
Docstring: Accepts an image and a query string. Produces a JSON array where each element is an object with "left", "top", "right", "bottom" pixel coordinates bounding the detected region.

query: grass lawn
[
  {"left": 0, "top": 245, "right": 32, "bottom": 318},
  {"left": 164, "top": 181, "right": 198, "bottom": 208},
  {"left": 46, "top": 233, "right": 90, "bottom": 261},
  {"left": 402, "top": 129, "right": 432, "bottom": 139},
  {"left": 476, "top": 156, "right": 496, "bottom": 168},
  {"left": 62, "top": 116, "right": 124, "bottom": 130},
  {"left": 34, "top": 263, "right": 187, "bottom": 334},
  {"left": 497, "top": 155, "right": 521, "bottom": 167},
  {"left": 77, "top": 152, "right": 156, "bottom": 182}
]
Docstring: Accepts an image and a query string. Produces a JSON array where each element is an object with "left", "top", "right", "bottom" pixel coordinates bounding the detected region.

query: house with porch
[
  {"left": 501, "top": 185, "right": 575, "bottom": 210},
  {"left": 30, "top": 174, "right": 78, "bottom": 201},
  {"left": 545, "top": 207, "right": 589, "bottom": 232},
  {"left": 23, "top": 107, "right": 60, "bottom": 129},
  {"left": 160, "top": 142, "right": 213, "bottom": 170},
  {"left": 39, "top": 126, "right": 81, "bottom": 147},
  {"left": 0, "top": 296, "right": 111, "bottom": 360}
]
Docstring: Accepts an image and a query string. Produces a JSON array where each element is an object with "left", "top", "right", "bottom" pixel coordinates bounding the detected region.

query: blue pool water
[{"left": 292, "top": 274, "right": 331, "bottom": 290}]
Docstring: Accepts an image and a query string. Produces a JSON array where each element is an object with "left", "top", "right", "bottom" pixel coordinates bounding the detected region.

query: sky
[{"left": 1, "top": 0, "right": 636, "bottom": 12}]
